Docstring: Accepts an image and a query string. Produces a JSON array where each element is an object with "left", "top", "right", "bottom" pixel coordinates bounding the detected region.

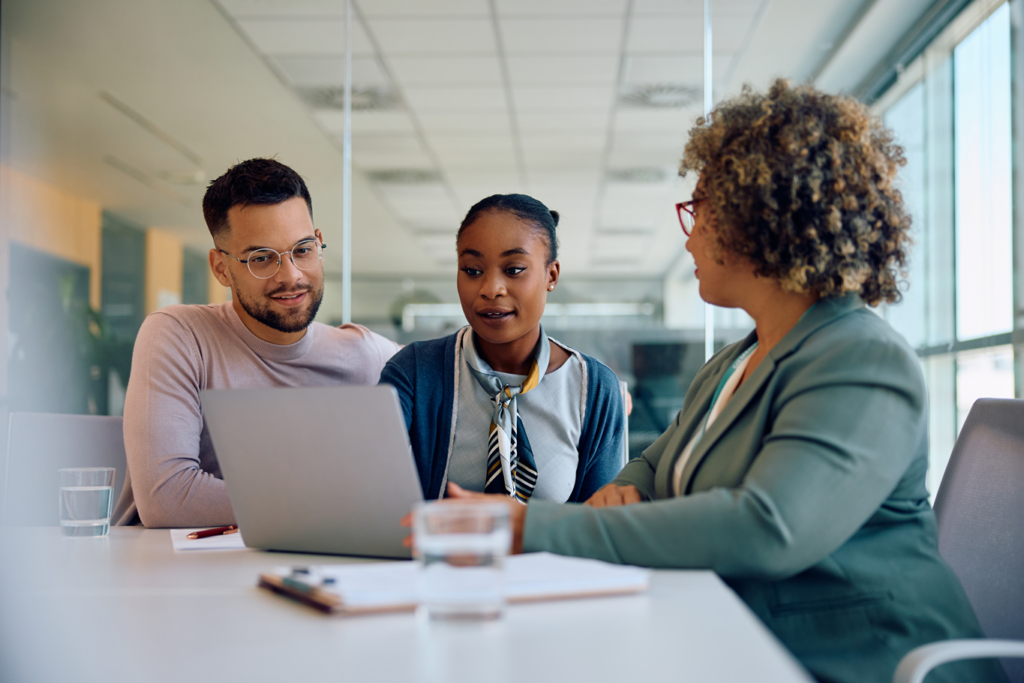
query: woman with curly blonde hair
[{"left": 440, "top": 80, "right": 1002, "bottom": 682}]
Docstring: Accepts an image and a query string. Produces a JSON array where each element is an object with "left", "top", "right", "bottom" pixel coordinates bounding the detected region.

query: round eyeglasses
[
  {"left": 219, "top": 239, "right": 326, "bottom": 279},
  {"left": 675, "top": 199, "right": 704, "bottom": 237}
]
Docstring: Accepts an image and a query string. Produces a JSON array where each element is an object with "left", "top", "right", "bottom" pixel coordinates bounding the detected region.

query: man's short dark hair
[{"left": 202, "top": 158, "right": 313, "bottom": 240}]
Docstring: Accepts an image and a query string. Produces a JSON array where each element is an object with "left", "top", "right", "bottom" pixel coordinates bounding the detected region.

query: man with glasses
[{"left": 113, "top": 158, "right": 401, "bottom": 527}]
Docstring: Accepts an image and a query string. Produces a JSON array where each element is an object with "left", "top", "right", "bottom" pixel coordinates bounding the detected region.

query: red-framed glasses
[{"left": 676, "top": 199, "right": 704, "bottom": 236}]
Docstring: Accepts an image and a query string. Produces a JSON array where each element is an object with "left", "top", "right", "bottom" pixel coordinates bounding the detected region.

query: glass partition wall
[
  {"left": 0, "top": 0, "right": 726, "bottom": 464},
  {"left": 9, "top": 0, "right": 1021, "bottom": 485}
]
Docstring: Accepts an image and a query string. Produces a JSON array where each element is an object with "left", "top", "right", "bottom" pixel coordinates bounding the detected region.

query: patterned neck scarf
[{"left": 463, "top": 327, "right": 550, "bottom": 503}]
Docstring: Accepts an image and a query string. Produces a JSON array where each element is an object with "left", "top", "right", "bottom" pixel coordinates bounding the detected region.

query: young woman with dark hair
[{"left": 380, "top": 194, "right": 626, "bottom": 503}]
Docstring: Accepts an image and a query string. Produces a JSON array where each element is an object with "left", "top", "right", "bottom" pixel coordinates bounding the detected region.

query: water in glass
[
  {"left": 60, "top": 485, "right": 113, "bottom": 537},
  {"left": 58, "top": 467, "right": 115, "bottom": 537},
  {"left": 414, "top": 503, "right": 511, "bottom": 620}
]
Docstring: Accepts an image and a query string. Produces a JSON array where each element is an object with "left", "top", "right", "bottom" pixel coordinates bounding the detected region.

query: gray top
[
  {"left": 448, "top": 332, "right": 583, "bottom": 503},
  {"left": 113, "top": 302, "right": 401, "bottom": 528}
]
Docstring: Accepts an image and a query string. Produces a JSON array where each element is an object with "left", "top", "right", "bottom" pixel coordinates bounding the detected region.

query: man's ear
[{"left": 209, "top": 248, "right": 232, "bottom": 288}]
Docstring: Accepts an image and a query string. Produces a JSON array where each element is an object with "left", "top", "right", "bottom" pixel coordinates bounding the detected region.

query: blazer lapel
[{"left": 674, "top": 294, "right": 866, "bottom": 495}]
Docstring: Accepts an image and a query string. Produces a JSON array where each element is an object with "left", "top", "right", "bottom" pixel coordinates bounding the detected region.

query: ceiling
[{"left": 2, "top": 0, "right": 921, "bottom": 278}]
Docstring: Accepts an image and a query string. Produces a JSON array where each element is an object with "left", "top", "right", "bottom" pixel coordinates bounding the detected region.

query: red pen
[{"left": 187, "top": 525, "right": 238, "bottom": 540}]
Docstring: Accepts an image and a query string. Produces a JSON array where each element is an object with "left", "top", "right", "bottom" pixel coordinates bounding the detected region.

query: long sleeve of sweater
[{"left": 122, "top": 311, "right": 236, "bottom": 528}]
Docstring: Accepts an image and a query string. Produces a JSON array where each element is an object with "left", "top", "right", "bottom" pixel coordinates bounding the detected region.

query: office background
[{"left": 0, "top": 0, "right": 1020, "bottom": 499}]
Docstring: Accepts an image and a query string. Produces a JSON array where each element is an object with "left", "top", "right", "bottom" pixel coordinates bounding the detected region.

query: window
[{"left": 880, "top": 1, "right": 1017, "bottom": 497}]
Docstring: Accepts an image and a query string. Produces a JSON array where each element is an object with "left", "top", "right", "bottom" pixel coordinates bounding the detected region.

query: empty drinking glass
[{"left": 59, "top": 467, "right": 115, "bottom": 537}]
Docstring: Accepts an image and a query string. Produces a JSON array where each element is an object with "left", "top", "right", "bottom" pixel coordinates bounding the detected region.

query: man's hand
[
  {"left": 400, "top": 483, "right": 527, "bottom": 554},
  {"left": 583, "top": 483, "right": 641, "bottom": 509}
]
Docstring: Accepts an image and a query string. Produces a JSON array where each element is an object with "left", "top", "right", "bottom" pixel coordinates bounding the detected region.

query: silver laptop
[{"left": 201, "top": 385, "right": 422, "bottom": 559}]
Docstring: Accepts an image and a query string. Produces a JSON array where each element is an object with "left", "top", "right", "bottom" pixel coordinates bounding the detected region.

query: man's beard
[{"left": 232, "top": 276, "right": 324, "bottom": 334}]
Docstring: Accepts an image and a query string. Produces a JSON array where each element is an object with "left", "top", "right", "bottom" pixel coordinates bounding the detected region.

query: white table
[{"left": 0, "top": 527, "right": 811, "bottom": 683}]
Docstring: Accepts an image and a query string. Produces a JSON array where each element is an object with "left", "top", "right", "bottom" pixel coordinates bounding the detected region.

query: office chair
[
  {"left": 893, "top": 399, "right": 1024, "bottom": 683},
  {"left": 2, "top": 412, "right": 126, "bottom": 526}
]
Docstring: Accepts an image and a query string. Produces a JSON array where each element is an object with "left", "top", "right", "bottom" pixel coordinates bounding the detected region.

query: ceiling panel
[
  {"left": 273, "top": 55, "right": 388, "bottom": 87},
  {"left": 614, "top": 108, "right": 700, "bottom": 134},
  {"left": 352, "top": 134, "right": 425, "bottom": 155},
  {"left": 599, "top": 184, "right": 671, "bottom": 229},
  {"left": 218, "top": 0, "right": 347, "bottom": 18},
  {"left": 500, "top": 18, "right": 624, "bottom": 54},
  {"left": 591, "top": 235, "right": 650, "bottom": 260},
  {"left": 360, "top": 0, "right": 490, "bottom": 18},
  {"left": 517, "top": 110, "right": 610, "bottom": 133},
  {"left": 403, "top": 87, "right": 508, "bottom": 111},
  {"left": 416, "top": 233, "right": 459, "bottom": 262},
  {"left": 607, "top": 147, "right": 685, "bottom": 169},
  {"left": 622, "top": 54, "right": 732, "bottom": 86},
  {"left": 446, "top": 170, "right": 523, "bottom": 187},
  {"left": 521, "top": 133, "right": 606, "bottom": 169},
  {"left": 495, "top": 0, "right": 628, "bottom": 16},
  {"left": 317, "top": 109, "right": 417, "bottom": 135},
  {"left": 426, "top": 133, "right": 516, "bottom": 155},
  {"left": 523, "top": 150, "right": 605, "bottom": 170},
  {"left": 315, "top": 110, "right": 418, "bottom": 135},
  {"left": 352, "top": 149, "right": 435, "bottom": 170},
  {"left": 437, "top": 153, "right": 519, "bottom": 173},
  {"left": 513, "top": 86, "right": 614, "bottom": 109},
  {"left": 389, "top": 56, "right": 503, "bottom": 87},
  {"left": 633, "top": 0, "right": 763, "bottom": 13},
  {"left": 367, "top": 19, "right": 497, "bottom": 55},
  {"left": 527, "top": 170, "right": 603, "bottom": 188},
  {"left": 376, "top": 184, "right": 460, "bottom": 227},
  {"left": 627, "top": 15, "right": 750, "bottom": 53},
  {"left": 418, "top": 111, "right": 512, "bottom": 134},
  {"left": 236, "top": 18, "right": 375, "bottom": 55},
  {"left": 506, "top": 55, "right": 619, "bottom": 86},
  {"left": 612, "top": 133, "right": 688, "bottom": 155},
  {"left": 520, "top": 133, "right": 606, "bottom": 153},
  {"left": 626, "top": 16, "right": 702, "bottom": 53}
]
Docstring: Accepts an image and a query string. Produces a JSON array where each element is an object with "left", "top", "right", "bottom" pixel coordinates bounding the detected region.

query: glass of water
[
  {"left": 414, "top": 502, "right": 511, "bottom": 620},
  {"left": 59, "top": 467, "right": 115, "bottom": 537}
]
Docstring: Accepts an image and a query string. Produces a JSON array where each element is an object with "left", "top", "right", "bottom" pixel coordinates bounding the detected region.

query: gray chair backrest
[
  {"left": 2, "top": 412, "right": 126, "bottom": 526},
  {"left": 933, "top": 398, "right": 1024, "bottom": 682}
]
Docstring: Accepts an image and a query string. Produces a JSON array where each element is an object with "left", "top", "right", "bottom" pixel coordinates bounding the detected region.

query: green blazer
[{"left": 522, "top": 295, "right": 1004, "bottom": 683}]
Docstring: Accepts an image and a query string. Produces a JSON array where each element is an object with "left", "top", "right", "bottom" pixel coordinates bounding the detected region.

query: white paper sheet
[
  {"left": 170, "top": 528, "right": 247, "bottom": 552},
  {"left": 266, "top": 552, "right": 649, "bottom": 610}
]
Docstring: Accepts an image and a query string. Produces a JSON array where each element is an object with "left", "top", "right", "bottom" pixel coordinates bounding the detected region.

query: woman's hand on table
[
  {"left": 400, "top": 483, "right": 527, "bottom": 554},
  {"left": 584, "top": 484, "right": 641, "bottom": 508}
]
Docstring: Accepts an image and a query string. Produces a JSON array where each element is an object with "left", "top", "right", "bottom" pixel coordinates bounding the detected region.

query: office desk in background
[{"left": 0, "top": 528, "right": 812, "bottom": 683}]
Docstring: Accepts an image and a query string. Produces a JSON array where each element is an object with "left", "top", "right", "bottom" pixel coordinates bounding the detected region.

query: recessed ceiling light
[
  {"left": 619, "top": 84, "right": 699, "bottom": 109},
  {"left": 297, "top": 86, "right": 401, "bottom": 112},
  {"left": 157, "top": 169, "right": 207, "bottom": 186},
  {"left": 606, "top": 168, "right": 667, "bottom": 183},
  {"left": 367, "top": 169, "right": 442, "bottom": 184}
]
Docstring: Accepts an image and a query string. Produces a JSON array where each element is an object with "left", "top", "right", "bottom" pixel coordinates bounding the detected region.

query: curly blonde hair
[{"left": 680, "top": 79, "right": 910, "bottom": 305}]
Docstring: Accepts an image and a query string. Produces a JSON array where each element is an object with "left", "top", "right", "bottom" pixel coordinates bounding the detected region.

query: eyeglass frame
[
  {"left": 218, "top": 237, "right": 327, "bottom": 280},
  {"left": 675, "top": 198, "right": 705, "bottom": 237}
]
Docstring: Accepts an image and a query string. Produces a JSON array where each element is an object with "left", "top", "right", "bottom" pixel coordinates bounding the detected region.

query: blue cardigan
[{"left": 379, "top": 329, "right": 625, "bottom": 501}]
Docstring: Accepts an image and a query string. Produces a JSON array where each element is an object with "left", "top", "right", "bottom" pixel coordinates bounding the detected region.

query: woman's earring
[{"left": 548, "top": 285, "right": 554, "bottom": 291}]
